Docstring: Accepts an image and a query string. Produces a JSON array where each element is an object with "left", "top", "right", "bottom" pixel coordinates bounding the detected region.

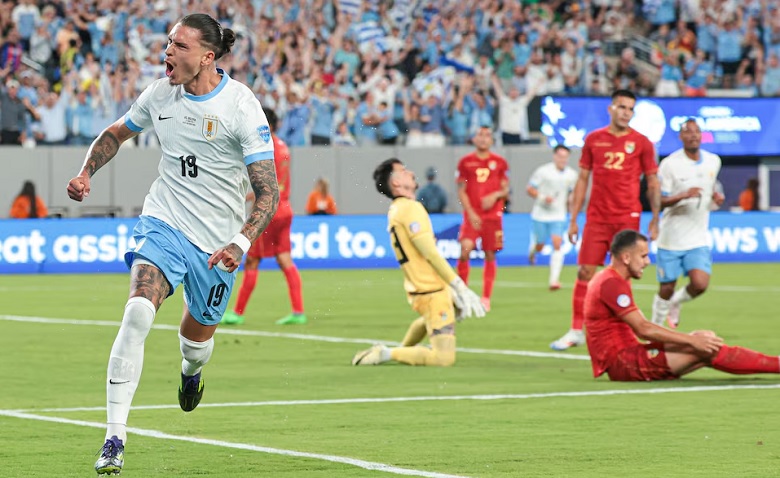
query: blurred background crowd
[{"left": 1, "top": 0, "right": 780, "bottom": 148}]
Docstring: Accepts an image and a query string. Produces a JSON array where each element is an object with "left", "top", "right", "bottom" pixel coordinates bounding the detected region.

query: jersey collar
[{"left": 183, "top": 68, "right": 229, "bottom": 102}]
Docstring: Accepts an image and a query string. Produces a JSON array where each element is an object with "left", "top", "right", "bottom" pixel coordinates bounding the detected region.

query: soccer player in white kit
[
  {"left": 652, "top": 119, "right": 724, "bottom": 328},
  {"left": 526, "top": 145, "right": 578, "bottom": 290},
  {"left": 66, "top": 14, "right": 280, "bottom": 475}
]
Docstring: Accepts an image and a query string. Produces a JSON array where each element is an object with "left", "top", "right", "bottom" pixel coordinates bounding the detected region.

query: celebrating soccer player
[
  {"left": 455, "top": 126, "right": 510, "bottom": 312},
  {"left": 222, "top": 108, "right": 306, "bottom": 326},
  {"left": 651, "top": 118, "right": 724, "bottom": 328},
  {"left": 352, "top": 158, "right": 486, "bottom": 366},
  {"left": 67, "top": 14, "right": 280, "bottom": 475},
  {"left": 526, "top": 144, "right": 578, "bottom": 290},
  {"left": 586, "top": 229, "right": 780, "bottom": 381},
  {"left": 551, "top": 89, "right": 660, "bottom": 351}
]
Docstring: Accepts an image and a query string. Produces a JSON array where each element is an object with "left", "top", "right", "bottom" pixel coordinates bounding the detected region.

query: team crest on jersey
[
  {"left": 624, "top": 141, "right": 635, "bottom": 154},
  {"left": 409, "top": 221, "right": 420, "bottom": 233},
  {"left": 646, "top": 348, "right": 660, "bottom": 359},
  {"left": 616, "top": 294, "right": 631, "bottom": 308},
  {"left": 440, "top": 311, "right": 448, "bottom": 322},
  {"left": 257, "top": 125, "right": 271, "bottom": 144},
  {"left": 202, "top": 115, "right": 219, "bottom": 141},
  {"left": 489, "top": 160, "right": 496, "bottom": 170}
]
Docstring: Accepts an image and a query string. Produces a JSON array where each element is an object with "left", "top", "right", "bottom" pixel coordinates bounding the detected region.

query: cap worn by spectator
[
  {"left": 426, "top": 167, "right": 437, "bottom": 179},
  {"left": 6, "top": 79, "right": 20, "bottom": 89}
]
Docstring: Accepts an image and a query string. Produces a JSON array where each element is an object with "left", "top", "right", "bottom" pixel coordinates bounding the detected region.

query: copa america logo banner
[
  {"left": 0, "top": 213, "right": 778, "bottom": 274},
  {"left": 540, "top": 96, "right": 780, "bottom": 156}
]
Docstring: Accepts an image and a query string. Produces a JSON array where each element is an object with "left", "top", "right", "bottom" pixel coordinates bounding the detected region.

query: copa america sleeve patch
[
  {"left": 409, "top": 222, "right": 420, "bottom": 233},
  {"left": 617, "top": 294, "right": 631, "bottom": 308},
  {"left": 257, "top": 125, "right": 271, "bottom": 143}
]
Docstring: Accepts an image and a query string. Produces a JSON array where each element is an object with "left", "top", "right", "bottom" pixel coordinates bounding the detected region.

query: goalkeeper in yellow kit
[{"left": 352, "top": 158, "right": 486, "bottom": 366}]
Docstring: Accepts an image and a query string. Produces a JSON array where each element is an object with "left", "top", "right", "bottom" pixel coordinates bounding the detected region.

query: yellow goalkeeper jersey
[{"left": 387, "top": 197, "right": 447, "bottom": 296}]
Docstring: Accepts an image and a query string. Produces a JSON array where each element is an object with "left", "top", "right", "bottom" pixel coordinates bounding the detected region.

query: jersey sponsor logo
[
  {"left": 409, "top": 221, "right": 420, "bottom": 233},
  {"left": 646, "top": 348, "right": 660, "bottom": 359},
  {"left": 616, "top": 294, "right": 631, "bottom": 308},
  {"left": 202, "top": 115, "right": 219, "bottom": 141},
  {"left": 624, "top": 141, "right": 635, "bottom": 154},
  {"left": 257, "top": 125, "right": 271, "bottom": 143}
]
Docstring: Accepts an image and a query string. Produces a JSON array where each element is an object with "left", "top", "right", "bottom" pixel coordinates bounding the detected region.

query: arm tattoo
[
  {"left": 243, "top": 160, "right": 280, "bottom": 242},
  {"left": 83, "top": 130, "right": 120, "bottom": 177}
]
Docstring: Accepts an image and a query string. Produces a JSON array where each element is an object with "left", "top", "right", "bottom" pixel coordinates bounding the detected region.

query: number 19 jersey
[
  {"left": 580, "top": 127, "right": 657, "bottom": 224},
  {"left": 124, "top": 69, "right": 275, "bottom": 253}
]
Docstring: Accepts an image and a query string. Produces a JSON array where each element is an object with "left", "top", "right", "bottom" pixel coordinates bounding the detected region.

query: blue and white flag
[
  {"left": 338, "top": 0, "right": 361, "bottom": 17},
  {"left": 356, "top": 21, "right": 387, "bottom": 51}
]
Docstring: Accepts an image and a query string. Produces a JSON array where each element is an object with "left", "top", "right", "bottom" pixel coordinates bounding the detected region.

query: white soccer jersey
[
  {"left": 528, "top": 163, "right": 578, "bottom": 222},
  {"left": 124, "top": 69, "right": 274, "bottom": 253},
  {"left": 657, "top": 148, "right": 722, "bottom": 250}
]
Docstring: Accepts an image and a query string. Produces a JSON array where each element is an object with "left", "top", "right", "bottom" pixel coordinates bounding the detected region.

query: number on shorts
[{"left": 207, "top": 284, "right": 227, "bottom": 307}]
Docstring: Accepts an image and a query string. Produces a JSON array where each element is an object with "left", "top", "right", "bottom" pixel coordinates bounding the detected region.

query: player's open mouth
[{"left": 165, "top": 61, "right": 174, "bottom": 77}]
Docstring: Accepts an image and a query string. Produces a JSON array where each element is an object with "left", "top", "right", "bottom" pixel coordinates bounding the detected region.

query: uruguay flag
[
  {"left": 338, "top": 0, "right": 361, "bottom": 17},
  {"left": 356, "top": 21, "right": 387, "bottom": 51}
]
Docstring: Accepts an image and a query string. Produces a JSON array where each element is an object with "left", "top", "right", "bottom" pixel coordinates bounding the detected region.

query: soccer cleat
[
  {"left": 178, "top": 372, "right": 204, "bottom": 412},
  {"left": 528, "top": 250, "right": 537, "bottom": 266},
  {"left": 276, "top": 313, "right": 307, "bottom": 325},
  {"left": 221, "top": 310, "right": 244, "bottom": 325},
  {"left": 352, "top": 344, "right": 388, "bottom": 365},
  {"left": 550, "top": 329, "right": 586, "bottom": 351},
  {"left": 480, "top": 297, "right": 491, "bottom": 312},
  {"left": 549, "top": 282, "right": 561, "bottom": 291},
  {"left": 95, "top": 435, "right": 124, "bottom": 475},
  {"left": 666, "top": 303, "right": 681, "bottom": 329}
]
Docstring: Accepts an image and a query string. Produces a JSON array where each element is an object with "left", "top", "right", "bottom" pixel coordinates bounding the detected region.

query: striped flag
[
  {"left": 338, "top": 0, "right": 361, "bottom": 17},
  {"left": 356, "top": 21, "right": 386, "bottom": 51}
]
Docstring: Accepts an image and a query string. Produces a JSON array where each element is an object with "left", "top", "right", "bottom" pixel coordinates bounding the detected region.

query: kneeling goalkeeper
[{"left": 352, "top": 158, "right": 486, "bottom": 366}]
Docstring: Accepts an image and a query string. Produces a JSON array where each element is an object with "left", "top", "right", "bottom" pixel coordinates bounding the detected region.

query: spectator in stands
[
  {"left": 9, "top": 180, "right": 47, "bottom": 219},
  {"left": 28, "top": 22, "right": 52, "bottom": 68},
  {"left": 655, "top": 53, "right": 684, "bottom": 96},
  {"left": 377, "top": 101, "right": 399, "bottom": 145},
  {"left": 561, "top": 38, "right": 584, "bottom": 94},
  {"left": 584, "top": 41, "right": 608, "bottom": 95},
  {"left": 67, "top": 87, "right": 96, "bottom": 145},
  {"left": 448, "top": 82, "right": 470, "bottom": 146},
  {"left": 354, "top": 91, "right": 381, "bottom": 146},
  {"left": 11, "top": 0, "right": 39, "bottom": 51},
  {"left": 716, "top": 19, "right": 744, "bottom": 88},
  {"left": 612, "top": 47, "right": 640, "bottom": 91},
  {"left": 309, "top": 86, "right": 336, "bottom": 146},
  {"left": 403, "top": 92, "right": 424, "bottom": 147},
  {"left": 279, "top": 91, "right": 310, "bottom": 147},
  {"left": 761, "top": 53, "right": 780, "bottom": 96},
  {"left": 491, "top": 74, "right": 538, "bottom": 145},
  {"left": 0, "top": 78, "right": 34, "bottom": 145},
  {"left": 333, "top": 121, "right": 357, "bottom": 146},
  {"left": 738, "top": 178, "right": 760, "bottom": 211},
  {"left": 0, "top": 26, "right": 23, "bottom": 74},
  {"left": 306, "top": 177, "right": 338, "bottom": 215},
  {"left": 419, "top": 94, "right": 446, "bottom": 147},
  {"left": 416, "top": 167, "right": 448, "bottom": 214},
  {"left": 684, "top": 49, "right": 714, "bottom": 97},
  {"left": 32, "top": 73, "right": 73, "bottom": 145}
]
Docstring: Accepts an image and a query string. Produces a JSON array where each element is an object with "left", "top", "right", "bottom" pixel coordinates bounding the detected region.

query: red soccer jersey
[
  {"left": 580, "top": 127, "right": 657, "bottom": 224},
  {"left": 584, "top": 267, "right": 641, "bottom": 377},
  {"left": 456, "top": 152, "right": 509, "bottom": 219},
  {"left": 273, "top": 135, "right": 291, "bottom": 204}
]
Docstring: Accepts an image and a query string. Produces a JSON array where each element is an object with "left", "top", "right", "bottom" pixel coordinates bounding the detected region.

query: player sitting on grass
[
  {"left": 585, "top": 229, "right": 780, "bottom": 381},
  {"left": 352, "top": 158, "right": 486, "bottom": 366}
]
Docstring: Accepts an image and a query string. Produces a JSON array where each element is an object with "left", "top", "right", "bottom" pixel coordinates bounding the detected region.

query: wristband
[{"left": 230, "top": 233, "right": 252, "bottom": 254}]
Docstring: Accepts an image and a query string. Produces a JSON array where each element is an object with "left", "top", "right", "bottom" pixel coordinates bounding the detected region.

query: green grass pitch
[{"left": 2, "top": 263, "right": 780, "bottom": 477}]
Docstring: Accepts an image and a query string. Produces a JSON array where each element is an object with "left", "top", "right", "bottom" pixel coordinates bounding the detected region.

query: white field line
[
  {"left": 495, "top": 280, "right": 780, "bottom": 293},
  {"left": 14, "top": 383, "right": 780, "bottom": 414},
  {"left": 0, "top": 315, "right": 591, "bottom": 361},
  {"left": 0, "top": 410, "right": 467, "bottom": 478}
]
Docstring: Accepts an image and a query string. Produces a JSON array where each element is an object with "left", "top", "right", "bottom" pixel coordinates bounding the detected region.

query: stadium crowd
[{"left": 1, "top": 0, "right": 780, "bottom": 148}]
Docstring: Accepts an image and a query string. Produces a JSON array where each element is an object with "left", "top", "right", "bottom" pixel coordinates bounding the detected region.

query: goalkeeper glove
[{"left": 450, "top": 277, "right": 486, "bottom": 321}]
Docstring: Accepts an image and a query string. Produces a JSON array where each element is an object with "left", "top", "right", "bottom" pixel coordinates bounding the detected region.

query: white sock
[
  {"left": 652, "top": 294, "right": 671, "bottom": 325},
  {"left": 179, "top": 334, "right": 214, "bottom": 377},
  {"left": 380, "top": 346, "right": 392, "bottom": 362},
  {"left": 671, "top": 287, "right": 693, "bottom": 305},
  {"left": 549, "top": 250, "right": 564, "bottom": 285},
  {"left": 106, "top": 297, "right": 156, "bottom": 443}
]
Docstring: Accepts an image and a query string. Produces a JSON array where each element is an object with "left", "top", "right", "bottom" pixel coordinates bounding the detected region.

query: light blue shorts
[
  {"left": 532, "top": 220, "right": 566, "bottom": 245},
  {"left": 656, "top": 246, "right": 712, "bottom": 283},
  {"left": 125, "top": 215, "right": 236, "bottom": 326}
]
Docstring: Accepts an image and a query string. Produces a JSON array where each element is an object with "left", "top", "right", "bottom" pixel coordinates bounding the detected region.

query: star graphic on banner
[
  {"left": 559, "top": 125, "right": 586, "bottom": 147},
  {"left": 541, "top": 97, "right": 566, "bottom": 125},
  {"left": 541, "top": 123, "right": 555, "bottom": 137}
]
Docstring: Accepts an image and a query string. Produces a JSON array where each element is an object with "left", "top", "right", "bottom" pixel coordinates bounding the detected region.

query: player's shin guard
[
  {"left": 571, "top": 279, "right": 588, "bottom": 331},
  {"left": 711, "top": 345, "right": 780, "bottom": 374},
  {"left": 282, "top": 265, "right": 304, "bottom": 314},
  {"left": 390, "top": 335, "right": 456, "bottom": 366},
  {"left": 652, "top": 294, "right": 671, "bottom": 325},
  {"left": 106, "top": 297, "right": 156, "bottom": 444},
  {"left": 234, "top": 269, "right": 258, "bottom": 315},
  {"left": 549, "top": 250, "right": 564, "bottom": 285},
  {"left": 179, "top": 334, "right": 214, "bottom": 377},
  {"left": 483, "top": 260, "right": 496, "bottom": 299},
  {"left": 401, "top": 317, "right": 427, "bottom": 347},
  {"left": 457, "top": 260, "right": 470, "bottom": 284}
]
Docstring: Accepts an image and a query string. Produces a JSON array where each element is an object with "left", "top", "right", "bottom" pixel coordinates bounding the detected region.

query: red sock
[
  {"left": 571, "top": 279, "right": 589, "bottom": 331},
  {"left": 282, "top": 265, "right": 304, "bottom": 314},
  {"left": 711, "top": 345, "right": 780, "bottom": 374},
  {"left": 457, "top": 260, "right": 470, "bottom": 284},
  {"left": 234, "top": 269, "right": 258, "bottom": 315},
  {"left": 483, "top": 260, "right": 496, "bottom": 299}
]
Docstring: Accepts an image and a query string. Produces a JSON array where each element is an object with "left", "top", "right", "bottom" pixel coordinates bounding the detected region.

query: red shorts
[
  {"left": 247, "top": 205, "right": 292, "bottom": 259},
  {"left": 578, "top": 220, "right": 639, "bottom": 266},
  {"left": 606, "top": 342, "right": 679, "bottom": 382},
  {"left": 459, "top": 216, "right": 504, "bottom": 252}
]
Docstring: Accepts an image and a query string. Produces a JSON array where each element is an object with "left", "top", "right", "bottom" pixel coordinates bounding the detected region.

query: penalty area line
[
  {"left": 0, "top": 315, "right": 590, "bottom": 362},
  {"left": 14, "top": 383, "right": 780, "bottom": 414},
  {"left": 0, "top": 409, "right": 468, "bottom": 478}
]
